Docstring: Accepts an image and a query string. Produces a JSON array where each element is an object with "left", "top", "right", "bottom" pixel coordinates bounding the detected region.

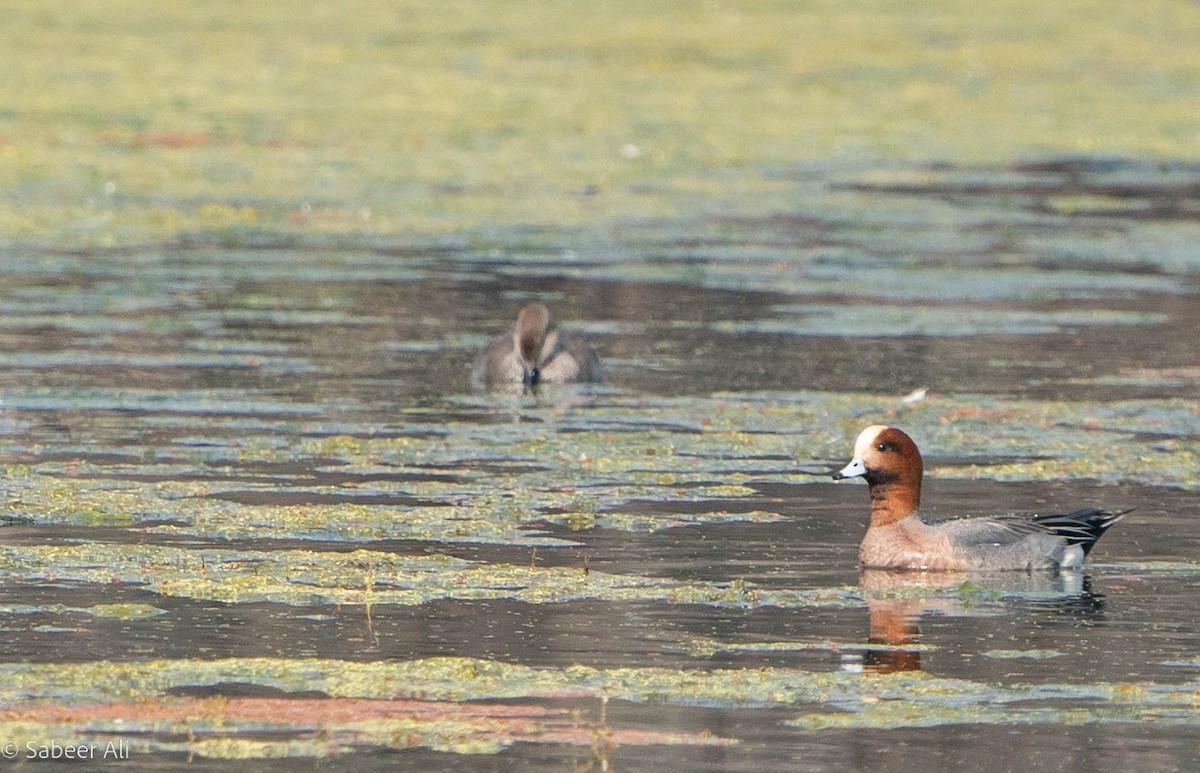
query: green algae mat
[
  {"left": 2, "top": 0, "right": 1199, "bottom": 248},
  {"left": 0, "top": 2, "right": 1199, "bottom": 770}
]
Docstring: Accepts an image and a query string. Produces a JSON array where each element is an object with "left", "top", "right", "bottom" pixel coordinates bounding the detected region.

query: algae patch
[
  {"left": 0, "top": 655, "right": 1196, "bottom": 758},
  {"left": 983, "top": 649, "right": 1064, "bottom": 660},
  {"left": 0, "top": 542, "right": 853, "bottom": 610},
  {"left": 5, "top": 391, "right": 1199, "bottom": 564}
]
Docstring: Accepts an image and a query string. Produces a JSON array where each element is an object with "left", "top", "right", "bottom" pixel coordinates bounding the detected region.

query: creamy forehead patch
[{"left": 852, "top": 425, "right": 890, "bottom": 458}]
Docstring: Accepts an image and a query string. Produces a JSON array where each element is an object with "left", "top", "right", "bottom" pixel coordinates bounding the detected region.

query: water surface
[{"left": 0, "top": 160, "right": 1197, "bottom": 770}]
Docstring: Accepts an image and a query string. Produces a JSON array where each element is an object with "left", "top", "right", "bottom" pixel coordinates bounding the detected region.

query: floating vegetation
[
  {"left": 723, "top": 305, "right": 1170, "bottom": 338},
  {"left": 1070, "top": 367, "right": 1200, "bottom": 389},
  {"left": 0, "top": 655, "right": 1195, "bottom": 758},
  {"left": 0, "top": 350, "right": 322, "bottom": 374},
  {"left": 683, "top": 637, "right": 936, "bottom": 658},
  {"left": 0, "top": 388, "right": 327, "bottom": 417},
  {"left": 0, "top": 694, "right": 733, "bottom": 759},
  {"left": 504, "top": 262, "right": 1187, "bottom": 308},
  {"left": 3, "top": 391, "right": 1198, "bottom": 556},
  {"left": 0, "top": 603, "right": 165, "bottom": 620},
  {"left": 983, "top": 649, "right": 1064, "bottom": 659},
  {"left": 0, "top": 542, "right": 862, "bottom": 609}
]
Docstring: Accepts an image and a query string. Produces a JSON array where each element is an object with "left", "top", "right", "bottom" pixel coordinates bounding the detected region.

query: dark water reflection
[{"left": 0, "top": 162, "right": 1199, "bottom": 770}]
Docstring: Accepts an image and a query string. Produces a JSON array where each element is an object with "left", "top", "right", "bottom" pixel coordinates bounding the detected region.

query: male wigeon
[
  {"left": 471, "top": 302, "right": 602, "bottom": 388},
  {"left": 833, "top": 425, "right": 1127, "bottom": 571}
]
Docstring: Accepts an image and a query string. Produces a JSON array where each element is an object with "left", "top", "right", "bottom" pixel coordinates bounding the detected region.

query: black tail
[{"left": 1032, "top": 508, "right": 1132, "bottom": 555}]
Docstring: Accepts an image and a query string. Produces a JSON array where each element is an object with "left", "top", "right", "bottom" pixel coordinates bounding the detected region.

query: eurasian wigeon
[
  {"left": 471, "top": 302, "right": 602, "bottom": 388},
  {"left": 833, "top": 425, "right": 1127, "bottom": 571}
]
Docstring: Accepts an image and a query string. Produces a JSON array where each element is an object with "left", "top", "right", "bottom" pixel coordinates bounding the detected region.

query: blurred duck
[
  {"left": 833, "top": 425, "right": 1127, "bottom": 571},
  {"left": 472, "top": 302, "right": 601, "bottom": 388}
]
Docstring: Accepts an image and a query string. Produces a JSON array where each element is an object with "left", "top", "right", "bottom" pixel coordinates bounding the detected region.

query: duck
[
  {"left": 471, "top": 302, "right": 602, "bottom": 388},
  {"left": 832, "top": 425, "right": 1128, "bottom": 571}
]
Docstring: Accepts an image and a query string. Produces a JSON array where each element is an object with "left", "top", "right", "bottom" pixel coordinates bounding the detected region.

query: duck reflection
[{"left": 853, "top": 569, "right": 1102, "bottom": 674}]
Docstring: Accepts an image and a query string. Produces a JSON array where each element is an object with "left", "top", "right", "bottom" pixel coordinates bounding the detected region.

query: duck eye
[{"left": 875, "top": 442, "right": 891, "bottom": 453}]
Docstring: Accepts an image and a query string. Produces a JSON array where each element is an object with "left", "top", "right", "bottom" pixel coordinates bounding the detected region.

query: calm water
[{"left": 0, "top": 160, "right": 1198, "bottom": 771}]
